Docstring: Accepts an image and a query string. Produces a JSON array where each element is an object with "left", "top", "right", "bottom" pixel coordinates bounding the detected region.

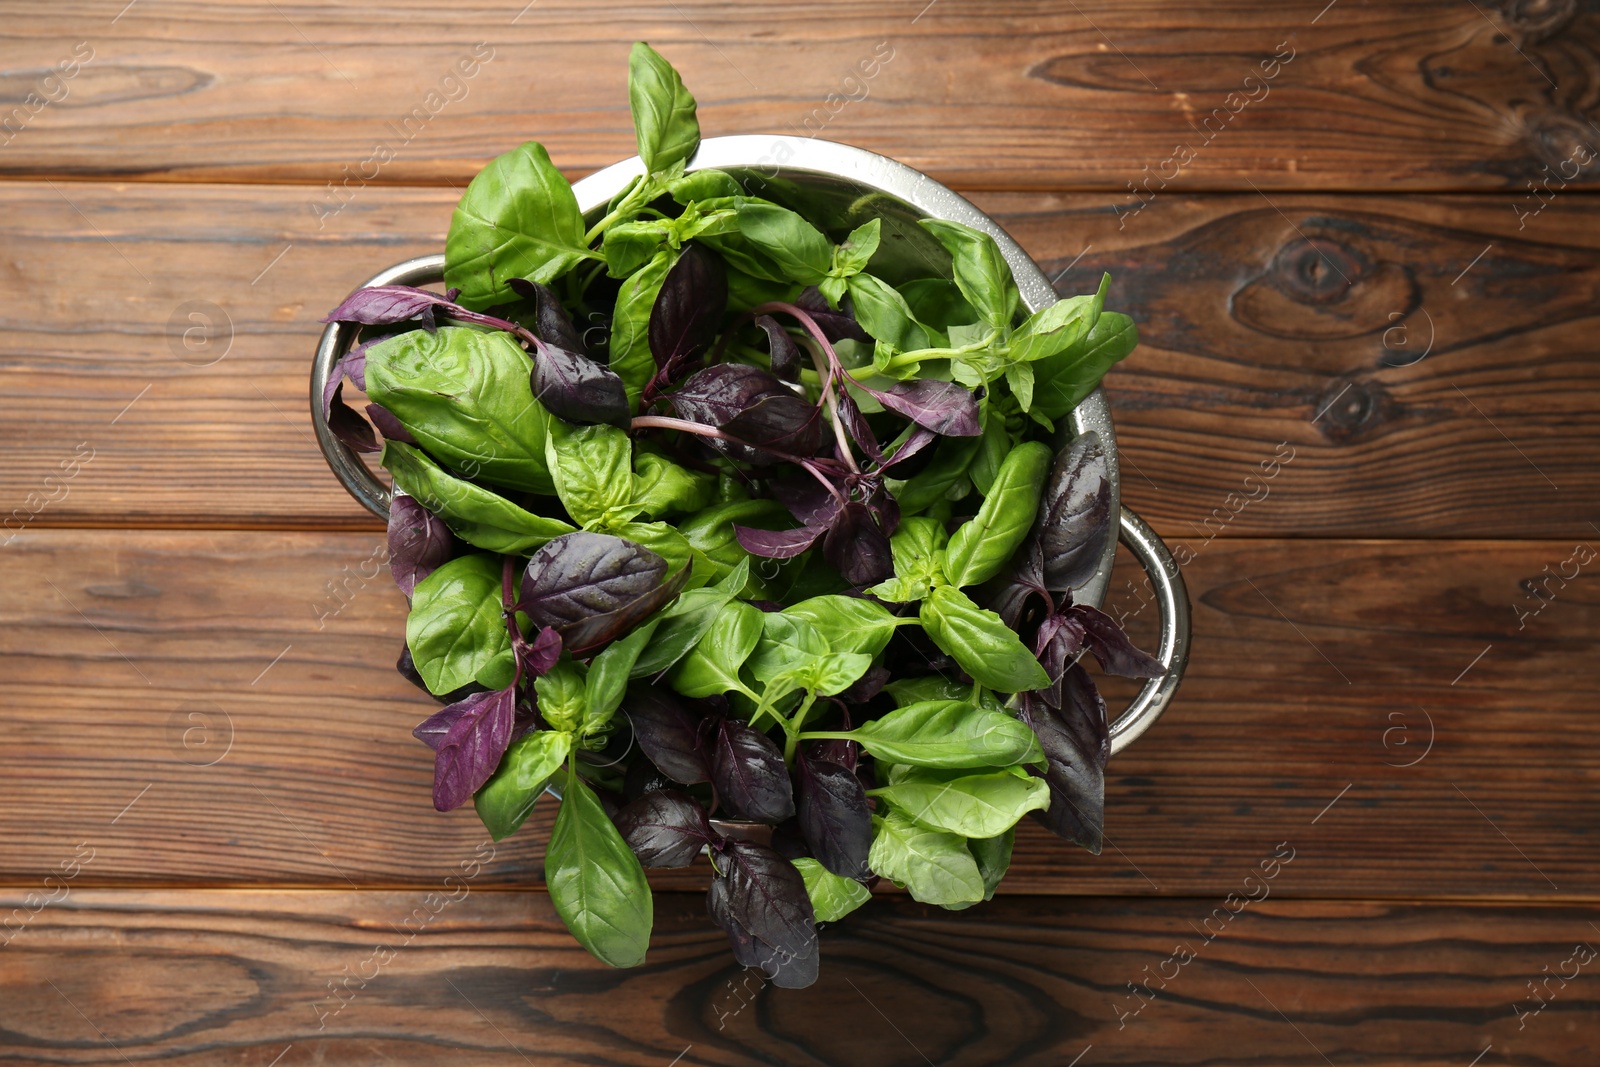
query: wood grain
[
  {"left": 1, "top": 530, "right": 1595, "bottom": 897},
  {"left": 3, "top": 1, "right": 1600, "bottom": 191},
  {"left": 2, "top": 182, "right": 1595, "bottom": 537},
  {"left": 2, "top": 889, "right": 1595, "bottom": 1066}
]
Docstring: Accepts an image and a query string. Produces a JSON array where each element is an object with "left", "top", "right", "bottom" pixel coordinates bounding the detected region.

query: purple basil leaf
[
  {"left": 322, "top": 343, "right": 367, "bottom": 421},
  {"left": 862, "top": 479, "right": 900, "bottom": 539},
  {"left": 1019, "top": 664, "right": 1108, "bottom": 853},
  {"left": 771, "top": 477, "right": 841, "bottom": 528},
  {"left": 328, "top": 382, "right": 378, "bottom": 453},
  {"left": 755, "top": 314, "right": 804, "bottom": 380},
  {"left": 531, "top": 344, "right": 630, "bottom": 429},
  {"left": 877, "top": 426, "right": 938, "bottom": 473},
  {"left": 613, "top": 788, "right": 716, "bottom": 867},
  {"left": 795, "top": 755, "right": 872, "bottom": 879},
  {"left": 650, "top": 242, "right": 727, "bottom": 373},
  {"left": 506, "top": 278, "right": 587, "bottom": 353},
  {"left": 735, "top": 522, "right": 826, "bottom": 559},
  {"left": 835, "top": 392, "right": 882, "bottom": 464},
  {"left": 719, "top": 841, "right": 818, "bottom": 965},
  {"left": 670, "top": 363, "right": 785, "bottom": 426},
  {"left": 517, "top": 532, "right": 687, "bottom": 656},
  {"left": 624, "top": 686, "right": 710, "bottom": 785},
  {"left": 837, "top": 665, "right": 890, "bottom": 706},
  {"left": 721, "top": 393, "right": 824, "bottom": 462},
  {"left": 623, "top": 753, "right": 676, "bottom": 801},
  {"left": 1038, "top": 431, "right": 1112, "bottom": 593},
  {"left": 866, "top": 379, "right": 981, "bottom": 438},
  {"left": 388, "top": 493, "right": 454, "bottom": 598},
  {"left": 365, "top": 403, "right": 418, "bottom": 445},
  {"left": 1070, "top": 603, "right": 1165, "bottom": 679},
  {"left": 1034, "top": 610, "right": 1087, "bottom": 710},
  {"left": 798, "top": 285, "right": 870, "bottom": 342},
  {"left": 412, "top": 684, "right": 518, "bottom": 812},
  {"left": 980, "top": 539, "right": 1049, "bottom": 630},
  {"left": 518, "top": 625, "right": 563, "bottom": 678},
  {"left": 822, "top": 502, "right": 892, "bottom": 586},
  {"left": 711, "top": 719, "right": 795, "bottom": 823},
  {"left": 323, "top": 284, "right": 453, "bottom": 327}
]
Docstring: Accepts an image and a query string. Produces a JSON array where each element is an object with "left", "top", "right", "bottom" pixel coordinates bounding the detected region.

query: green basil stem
[
  {"left": 783, "top": 692, "right": 819, "bottom": 763},
  {"left": 796, "top": 334, "right": 859, "bottom": 474},
  {"left": 879, "top": 330, "right": 1000, "bottom": 373},
  {"left": 501, "top": 553, "right": 526, "bottom": 688},
  {"left": 581, "top": 177, "right": 657, "bottom": 245}
]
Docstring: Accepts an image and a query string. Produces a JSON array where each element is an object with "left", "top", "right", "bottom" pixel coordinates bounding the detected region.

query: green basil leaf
[
  {"left": 677, "top": 498, "right": 789, "bottom": 587},
  {"left": 1007, "top": 273, "right": 1109, "bottom": 364},
  {"left": 545, "top": 420, "right": 635, "bottom": 529},
  {"left": 383, "top": 442, "right": 576, "bottom": 553},
  {"left": 627, "top": 560, "right": 748, "bottom": 678},
  {"left": 798, "top": 652, "right": 874, "bottom": 697},
  {"left": 793, "top": 856, "right": 871, "bottom": 922},
  {"left": 899, "top": 277, "right": 977, "bottom": 329},
  {"left": 665, "top": 168, "right": 742, "bottom": 203},
  {"left": 873, "top": 766, "right": 1049, "bottom": 838},
  {"left": 970, "top": 828, "right": 1013, "bottom": 901},
  {"left": 366, "top": 326, "right": 556, "bottom": 494},
  {"left": 942, "top": 440, "right": 1052, "bottom": 588},
  {"left": 783, "top": 594, "right": 904, "bottom": 658},
  {"left": 847, "top": 273, "right": 932, "bottom": 352},
  {"left": 585, "top": 620, "right": 659, "bottom": 728},
  {"left": 629, "top": 42, "right": 699, "bottom": 174},
  {"left": 444, "top": 141, "right": 593, "bottom": 309},
  {"left": 406, "top": 554, "right": 514, "bottom": 695},
  {"left": 882, "top": 676, "right": 970, "bottom": 706},
  {"left": 601, "top": 218, "right": 668, "bottom": 279},
  {"left": 726, "top": 266, "right": 804, "bottom": 314},
  {"left": 632, "top": 452, "right": 714, "bottom": 519},
  {"left": 534, "top": 660, "right": 588, "bottom": 734},
  {"left": 1030, "top": 310, "right": 1139, "bottom": 420},
  {"left": 830, "top": 218, "right": 881, "bottom": 278},
  {"left": 747, "top": 613, "right": 830, "bottom": 685},
  {"left": 474, "top": 729, "right": 573, "bottom": 840},
  {"left": 730, "top": 198, "right": 833, "bottom": 284},
  {"left": 842, "top": 698, "right": 1041, "bottom": 769},
  {"left": 609, "top": 250, "right": 675, "bottom": 408},
  {"left": 547, "top": 771, "right": 654, "bottom": 967},
  {"left": 889, "top": 435, "right": 982, "bottom": 515},
  {"left": 867, "top": 811, "right": 985, "bottom": 907},
  {"left": 918, "top": 218, "right": 1019, "bottom": 330},
  {"left": 969, "top": 408, "right": 1011, "bottom": 496},
  {"left": 670, "top": 600, "right": 764, "bottom": 698},
  {"left": 1005, "top": 361, "right": 1036, "bottom": 413},
  {"left": 612, "top": 521, "right": 701, "bottom": 586},
  {"left": 920, "top": 586, "right": 1050, "bottom": 693}
]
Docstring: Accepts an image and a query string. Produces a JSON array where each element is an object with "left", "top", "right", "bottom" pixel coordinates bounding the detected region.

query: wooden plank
[
  {"left": 1, "top": 890, "right": 1595, "bottom": 1065},
  {"left": 1, "top": 531, "right": 1596, "bottom": 897},
  {"left": 2, "top": 182, "right": 1596, "bottom": 537},
  {"left": 2, "top": 2, "right": 1598, "bottom": 190}
]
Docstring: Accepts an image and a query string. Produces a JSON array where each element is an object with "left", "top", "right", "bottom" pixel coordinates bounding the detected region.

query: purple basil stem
[
  {"left": 613, "top": 788, "right": 717, "bottom": 868},
  {"left": 412, "top": 684, "right": 518, "bottom": 812},
  {"left": 707, "top": 841, "right": 819, "bottom": 988},
  {"left": 710, "top": 718, "right": 795, "bottom": 823},
  {"left": 795, "top": 754, "right": 873, "bottom": 879},
  {"left": 388, "top": 493, "right": 454, "bottom": 598},
  {"left": 822, "top": 502, "right": 893, "bottom": 587},
  {"left": 365, "top": 403, "right": 418, "bottom": 445},
  {"left": 506, "top": 278, "right": 587, "bottom": 354},
  {"left": 650, "top": 242, "right": 728, "bottom": 378},
  {"left": 864, "top": 379, "right": 981, "bottom": 438},
  {"left": 1019, "top": 664, "right": 1108, "bottom": 854},
  {"left": 754, "top": 314, "right": 804, "bottom": 380},
  {"left": 797, "top": 285, "right": 870, "bottom": 342},
  {"left": 624, "top": 686, "right": 711, "bottom": 785},
  {"left": 327, "top": 382, "right": 379, "bottom": 453},
  {"left": 530, "top": 344, "right": 631, "bottom": 429},
  {"left": 517, "top": 532, "right": 686, "bottom": 657},
  {"left": 1069, "top": 602, "right": 1165, "bottom": 679},
  {"left": 322, "top": 284, "right": 453, "bottom": 329},
  {"left": 1037, "top": 431, "right": 1112, "bottom": 593}
]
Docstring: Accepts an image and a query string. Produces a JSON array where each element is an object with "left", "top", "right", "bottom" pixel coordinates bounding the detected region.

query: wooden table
[{"left": 2, "top": 3, "right": 1597, "bottom": 1063}]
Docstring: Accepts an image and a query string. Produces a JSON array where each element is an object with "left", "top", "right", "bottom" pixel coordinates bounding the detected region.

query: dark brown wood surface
[
  {"left": 4, "top": 1, "right": 1599, "bottom": 1062},
  {"left": 4, "top": 891, "right": 1597, "bottom": 1066}
]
